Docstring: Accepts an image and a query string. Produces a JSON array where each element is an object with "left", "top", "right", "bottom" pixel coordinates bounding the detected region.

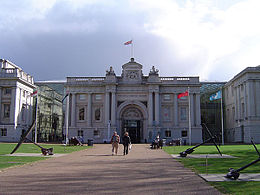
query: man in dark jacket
[{"left": 122, "top": 132, "right": 131, "bottom": 155}]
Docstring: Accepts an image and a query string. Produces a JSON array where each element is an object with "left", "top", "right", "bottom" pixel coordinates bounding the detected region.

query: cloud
[
  {"left": 1, "top": 0, "right": 260, "bottom": 81},
  {"left": 131, "top": 0, "right": 260, "bottom": 80}
]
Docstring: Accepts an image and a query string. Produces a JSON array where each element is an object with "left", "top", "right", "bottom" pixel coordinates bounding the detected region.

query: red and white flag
[
  {"left": 177, "top": 91, "right": 188, "bottom": 99},
  {"left": 124, "top": 40, "right": 132, "bottom": 45}
]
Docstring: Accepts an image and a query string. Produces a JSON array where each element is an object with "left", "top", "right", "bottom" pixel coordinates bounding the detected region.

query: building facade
[
  {"left": 224, "top": 65, "right": 260, "bottom": 143},
  {"left": 65, "top": 58, "right": 202, "bottom": 143},
  {"left": 0, "top": 59, "right": 35, "bottom": 142}
]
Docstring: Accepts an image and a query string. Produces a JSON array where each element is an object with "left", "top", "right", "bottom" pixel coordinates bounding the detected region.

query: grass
[
  {"left": 0, "top": 143, "right": 90, "bottom": 169},
  {"left": 163, "top": 144, "right": 260, "bottom": 194}
]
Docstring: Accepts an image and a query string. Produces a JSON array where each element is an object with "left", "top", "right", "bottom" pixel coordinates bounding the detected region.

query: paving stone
[
  {"left": 171, "top": 154, "right": 236, "bottom": 159},
  {"left": 199, "top": 174, "right": 260, "bottom": 181}
]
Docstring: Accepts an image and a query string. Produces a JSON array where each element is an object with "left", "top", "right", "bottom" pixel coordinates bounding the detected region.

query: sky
[{"left": 1, "top": 0, "right": 260, "bottom": 82}]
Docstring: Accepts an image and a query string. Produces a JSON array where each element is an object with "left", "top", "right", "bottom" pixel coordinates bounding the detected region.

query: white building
[
  {"left": 0, "top": 59, "right": 35, "bottom": 142},
  {"left": 224, "top": 65, "right": 260, "bottom": 143},
  {"left": 65, "top": 58, "right": 202, "bottom": 144}
]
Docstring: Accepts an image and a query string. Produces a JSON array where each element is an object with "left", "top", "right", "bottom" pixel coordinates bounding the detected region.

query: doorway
[{"left": 122, "top": 120, "right": 141, "bottom": 143}]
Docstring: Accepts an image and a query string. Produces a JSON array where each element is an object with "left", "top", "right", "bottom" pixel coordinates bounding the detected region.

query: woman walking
[{"left": 122, "top": 132, "right": 131, "bottom": 155}]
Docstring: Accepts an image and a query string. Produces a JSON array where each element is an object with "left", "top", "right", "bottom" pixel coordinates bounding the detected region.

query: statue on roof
[
  {"left": 149, "top": 66, "right": 159, "bottom": 75},
  {"left": 106, "top": 66, "right": 115, "bottom": 76}
]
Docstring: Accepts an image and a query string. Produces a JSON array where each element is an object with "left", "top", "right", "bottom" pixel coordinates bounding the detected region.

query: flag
[
  {"left": 124, "top": 40, "right": 132, "bottom": 45},
  {"left": 209, "top": 90, "right": 222, "bottom": 101},
  {"left": 30, "top": 90, "right": 37, "bottom": 97},
  {"left": 177, "top": 91, "right": 188, "bottom": 99}
]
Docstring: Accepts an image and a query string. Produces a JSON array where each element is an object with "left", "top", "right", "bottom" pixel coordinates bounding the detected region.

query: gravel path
[{"left": 0, "top": 144, "right": 222, "bottom": 195}]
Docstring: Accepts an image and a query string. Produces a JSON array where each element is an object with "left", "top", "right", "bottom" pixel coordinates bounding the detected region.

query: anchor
[
  {"left": 179, "top": 123, "right": 222, "bottom": 157},
  {"left": 226, "top": 139, "right": 260, "bottom": 180},
  {"left": 10, "top": 121, "right": 54, "bottom": 156}
]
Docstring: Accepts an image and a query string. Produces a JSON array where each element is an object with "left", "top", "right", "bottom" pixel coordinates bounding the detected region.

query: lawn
[
  {"left": 0, "top": 143, "right": 90, "bottom": 169},
  {"left": 163, "top": 144, "right": 260, "bottom": 194}
]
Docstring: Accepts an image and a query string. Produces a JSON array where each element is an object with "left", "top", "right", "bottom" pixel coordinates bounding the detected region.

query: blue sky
[{"left": 1, "top": 0, "right": 260, "bottom": 82}]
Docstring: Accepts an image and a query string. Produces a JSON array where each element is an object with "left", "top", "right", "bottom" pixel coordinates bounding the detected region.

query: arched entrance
[{"left": 121, "top": 106, "right": 143, "bottom": 143}]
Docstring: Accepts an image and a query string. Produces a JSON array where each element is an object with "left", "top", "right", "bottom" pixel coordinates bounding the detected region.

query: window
[
  {"left": 95, "top": 108, "right": 101, "bottom": 121},
  {"left": 1, "top": 128, "right": 7, "bottom": 136},
  {"left": 95, "top": 94, "right": 102, "bottom": 100},
  {"left": 181, "top": 130, "right": 187, "bottom": 137},
  {"left": 232, "top": 107, "right": 235, "bottom": 122},
  {"left": 242, "top": 103, "right": 245, "bottom": 119},
  {"left": 163, "top": 94, "right": 171, "bottom": 101},
  {"left": 165, "top": 130, "right": 171, "bottom": 137},
  {"left": 79, "top": 94, "right": 86, "bottom": 100},
  {"left": 79, "top": 108, "right": 85, "bottom": 120},
  {"left": 78, "top": 130, "right": 83, "bottom": 137},
  {"left": 23, "top": 90, "right": 26, "bottom": 97},
  {"left": 22, "top": 104, "right": 26, "bottom": 122},
  {"left": 163, "top": 107, "right": 170, "bottom": 121},
  {"left": 180, "top": 107, "right": 187, "bottom": 120},
  {"left": 4, "top": 104, "right": 10, "bottom": 118},
  {"left": 4, "top": 88, "right": 11, "bottom": 95},
  {"left": 94, "top": 129, "right": 100, "bottom": 137}
]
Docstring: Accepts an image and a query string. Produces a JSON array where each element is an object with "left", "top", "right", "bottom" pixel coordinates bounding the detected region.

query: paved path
[{"left": 0, "top": 144, "right": 222, "bottom": 195}]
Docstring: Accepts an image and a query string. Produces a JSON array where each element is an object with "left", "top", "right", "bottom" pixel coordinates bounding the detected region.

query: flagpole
[
  {"left": 188, "top": 87, "right": 192, "bottom": 146},
  {"left": 34, "top": 93, "right": 38, "bottom": 143},
  {"left": 131, "top": 39, "right": 134, "bottom": 58},
  {"left": 220, "top": 88, "right": 224, "bottom": 145}
]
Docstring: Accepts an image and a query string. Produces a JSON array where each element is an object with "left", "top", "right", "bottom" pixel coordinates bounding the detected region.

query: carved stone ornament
[
  {"left": 106, "top": 66, "right": 115, "bottom": 76},
  {"left": 149, "top": 66, "right": 159, "bottom": 75},
  {"left": 122, "top": 108, "right": 142, "bottom": 119},
  {"left": 126, "top": 71, "right": 138, "bottom": 79}
]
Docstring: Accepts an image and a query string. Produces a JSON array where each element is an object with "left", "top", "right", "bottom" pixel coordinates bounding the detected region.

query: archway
[{"left": 121, "top": 106, "right": 143, "bottom": 143}]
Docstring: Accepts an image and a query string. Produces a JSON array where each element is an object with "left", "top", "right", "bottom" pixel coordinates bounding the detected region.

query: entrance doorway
[{"left": 122, "top": 120, "right": 141, "bottom": 143}]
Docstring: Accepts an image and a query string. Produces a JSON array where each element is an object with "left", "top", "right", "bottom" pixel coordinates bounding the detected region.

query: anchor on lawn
[
  {"left": 179, "top": 123, "right": 222, "bottom": 157},
  {"left": 226, "top": 139, "right": 260, "bottom": 180},
  {"left": 10, "top": 121, "right": 53, "bottom": 156}
]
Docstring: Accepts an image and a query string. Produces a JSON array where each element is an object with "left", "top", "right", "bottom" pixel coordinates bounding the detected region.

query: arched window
[
  {"left": 95, "top": 108, "right": 101, "bottom": 121},
  {"left": 79, "top": 108, "right": 85, "bottom": 120}
]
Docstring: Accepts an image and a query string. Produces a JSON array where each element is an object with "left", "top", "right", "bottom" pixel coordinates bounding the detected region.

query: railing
[
  {"left": 0, "top": 68, "right": 34, "bottom": 84},
  {"left": 67, "top": 77, "right": 106, "bottom": 84},
  {"left": 160, "top": 77, "right": 199, "bottom": 83}
]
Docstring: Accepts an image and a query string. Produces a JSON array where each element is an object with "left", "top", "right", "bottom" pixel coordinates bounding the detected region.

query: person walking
[
  {"left": 122, "top": 132, "right": 131, "bottom": 155},
  {"left": 110, "top": 131, "right": 120, "bottom": 155}
]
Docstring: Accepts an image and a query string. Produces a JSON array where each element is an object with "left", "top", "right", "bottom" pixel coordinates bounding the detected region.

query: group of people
[{"left": 110, "top": 131, "right": 131, "bottom": 155}]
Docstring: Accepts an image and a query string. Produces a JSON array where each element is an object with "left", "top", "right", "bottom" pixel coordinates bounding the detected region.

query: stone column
[
  {"left": 111, "top": 92, "right": 116, "bottom": 126},
  {"left": 195, "top": 93, "right": 201, "bottom": 126},
  {"left": 155, "top": 92, "right": 160, "bottom": 125},
  {"left": 87, "top": 93, "right": 92, "bottom": 127},
  {"left": 244, "top": 83, "right": 247, "bottom": 119},
  {"left": 105, "top": 92, "right": 110, "bottom": 125},
  {"left": 148, "top": 92, "right": 153, "bottom": 126},
  {"left": 174, "top": 93, "right": 178, "bottom": 126},
  {"left": 249, "top": 81, "right": 256, "bottom": 116},
  {"left": 10, "top": 88, "right": 17, "bottom": 125},
  {"left": 246, "top": 82, "right": 251, "bottom": 118},
  {"left": 18, "top": 88, "right": 22, "bottom": 124},
  {"left": 190, "top": 93, "right": 194, "bottom": 126},
  {"left": 234, "top": 87, "right": 238, "bottom": 121},
  {"left": 71, "top": 93, "right": 76, "bottom": 127},
  {"left": 237, "top": 86, "right": 241, "bottom": 120}
]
